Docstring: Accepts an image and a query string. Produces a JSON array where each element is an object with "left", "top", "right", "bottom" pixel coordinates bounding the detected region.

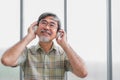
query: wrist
[
  {"left": 61, "top": 42, "right": 70, "bottom": 50},
  {"left": 25, "top": 34, "right": 35, "bottom": 42}
]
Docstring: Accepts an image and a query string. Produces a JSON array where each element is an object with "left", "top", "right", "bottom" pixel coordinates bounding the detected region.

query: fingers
[
  {"left": 30, "top": 21, "right": 38, "bottom": 26},
  {"left": 28, "top": 21, "right": 37, "bottom": 31},
  {"left": 58, "top": 29, "right": 66, "bottom": 38},
  {"left": 30, "top": 21, "right": 38, "bottom": 29},
  {"left": 56, "top": 29, "right": 66, "bottom": 41}
]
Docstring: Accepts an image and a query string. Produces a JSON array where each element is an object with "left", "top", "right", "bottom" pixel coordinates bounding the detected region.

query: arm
[
  {"left": 63, "top": 44, "right": 87, "bottom": 78},
  {"left": 56, "top": 30, "right": 88, "bottom": 78},
  {"left": 1, "top": 22, "right": 37, "bottom": 66}
]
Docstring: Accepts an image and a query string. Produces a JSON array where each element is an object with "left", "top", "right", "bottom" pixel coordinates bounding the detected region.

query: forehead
[{"left": 42, "top": 16, "right": 58, "bottom": 23}]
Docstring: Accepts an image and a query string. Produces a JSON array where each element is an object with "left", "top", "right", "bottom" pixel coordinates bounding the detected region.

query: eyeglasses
[{"left": 39, "top": 19, "right": 57, "bottom": 29}]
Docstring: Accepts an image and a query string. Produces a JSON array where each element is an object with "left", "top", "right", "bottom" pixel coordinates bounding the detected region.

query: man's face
[{"left": 36, "top": 16, "right": 58, "bottom": 42}]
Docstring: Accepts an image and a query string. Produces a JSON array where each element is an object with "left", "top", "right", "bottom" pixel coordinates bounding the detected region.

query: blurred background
[{"left": 0, "top": 0, "right": 120, "bottom": 80}]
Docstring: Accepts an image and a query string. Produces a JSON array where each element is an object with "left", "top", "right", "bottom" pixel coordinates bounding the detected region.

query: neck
[{"left": 39, "top": 41, "right": 53, "bottom": 53}]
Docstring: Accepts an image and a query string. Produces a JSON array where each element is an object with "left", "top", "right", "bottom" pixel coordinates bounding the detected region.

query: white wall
[
  {"left": 0, "top": 0, "right": 20, "bottom": 80},
  {"left": 67, "top": 0, "right": 107, "bottom": 80},
  {"left": 112, "top": 0, "right": 120, "bottom": 79}
]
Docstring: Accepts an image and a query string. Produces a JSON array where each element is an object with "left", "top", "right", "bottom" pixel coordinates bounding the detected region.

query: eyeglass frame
[{"left": 38, "top": 19, "right": 58, "bottom": 29}]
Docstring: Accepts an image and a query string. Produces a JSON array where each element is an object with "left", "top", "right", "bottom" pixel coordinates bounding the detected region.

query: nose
[{"left": 44, "top": 24, "right": 50, "bottom": 29}]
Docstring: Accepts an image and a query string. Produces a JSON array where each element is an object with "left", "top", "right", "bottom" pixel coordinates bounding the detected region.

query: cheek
[
  {"left": 53, "top": 29, "right": 57, "bottom": 32},
  {"left": 37, "top": 26, "right": 44, "bottom": 32},
  {"left": 53, "top": 29, "right": 57, "bottom": 34},
  {"left": 36, "top": 27, "right": 42, "bottom": 35},
  {"left": 52, "top": 29, "right": 57, "bottom": 37}
]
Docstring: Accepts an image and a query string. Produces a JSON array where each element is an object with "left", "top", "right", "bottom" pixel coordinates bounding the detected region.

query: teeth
[
  {"left": 41, "top": 30, "right": 51, "bottom": 35},
  {"left": 41, "top": 29, "right": 45, "bottom": 32}
]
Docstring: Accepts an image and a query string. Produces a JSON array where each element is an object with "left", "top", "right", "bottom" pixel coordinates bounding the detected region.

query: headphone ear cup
[
  {"left": 34, "top": 26, "right": 38, "bottom": 32},
  {"left": 57, "top": 32, "right": 62, "bottom": 40}
]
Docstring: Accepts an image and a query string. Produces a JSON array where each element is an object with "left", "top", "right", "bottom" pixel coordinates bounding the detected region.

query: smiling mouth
[{"left": 41, "top": 29, "right": 52, "bottom": 35}]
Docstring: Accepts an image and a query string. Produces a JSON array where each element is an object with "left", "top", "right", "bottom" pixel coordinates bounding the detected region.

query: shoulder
[
  {"left": 25, "top": 45, "right": 36, "bottom": 55},
  {"left": 54, "top": 45, "right": 66, "bottom": 56}
]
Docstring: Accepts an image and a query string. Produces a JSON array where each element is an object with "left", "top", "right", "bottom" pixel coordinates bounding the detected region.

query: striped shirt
[{"left": 18, "top": 43, "right": 72, "bottom": 80}]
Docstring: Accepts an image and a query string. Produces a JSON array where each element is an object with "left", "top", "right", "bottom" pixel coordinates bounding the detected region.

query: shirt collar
[{"left": 35, "top": 42, "right": 58, "bottom": 52}]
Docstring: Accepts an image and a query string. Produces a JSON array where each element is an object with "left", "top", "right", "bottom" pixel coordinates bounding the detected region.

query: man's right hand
[{"left": 27, "top": 21, "right": 38, "bottom": 41}]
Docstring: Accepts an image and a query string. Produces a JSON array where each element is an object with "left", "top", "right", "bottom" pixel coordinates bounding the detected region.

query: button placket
[{"left": 44, "top": 54, "right": 49, "bottom": 80}]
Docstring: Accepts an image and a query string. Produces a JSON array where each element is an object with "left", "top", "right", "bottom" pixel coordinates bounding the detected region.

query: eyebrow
[{"left": 41, "top": 19, "right": 56, "bottom": 25}]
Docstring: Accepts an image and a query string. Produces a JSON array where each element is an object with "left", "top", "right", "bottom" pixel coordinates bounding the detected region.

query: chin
[{"left": 39, "top": 36, "right": 50, "bottom": 42}]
